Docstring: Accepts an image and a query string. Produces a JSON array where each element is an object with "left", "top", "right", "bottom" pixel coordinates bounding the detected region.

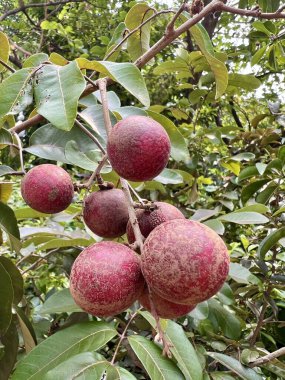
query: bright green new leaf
[
  {"left": 0, "top": 32, "right": 10, "bottom": 73},
  {"left": 128, "top": 335, "right": 185, "bottom": 380},
  {"left": 190, "top": 24, "right": 228, "bottom": 99},
  {"left": 125, "top": 3, "right": 155, "bottom": 62},
  {"left": 11, "top": 321, "right": 117, "bottom": 380},
  {"left": 34, "top": 61, "right": 86, "bottom": 131},
  {"left": 221, "top": 160, "right": 240, "bottom": 176},
  {"left": 0, "top": 68, "right": 33, "bottom": 119}
]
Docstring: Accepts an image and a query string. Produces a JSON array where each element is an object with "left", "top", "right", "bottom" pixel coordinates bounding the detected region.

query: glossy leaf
[
  {"left": 257, "top": 227, "right": 285, "bottom": 261},
  {"left": 0, "top": 68, "right": 33, "bottom": 119},
  {"left": 154, "top": 169, "right": 184, "bottom": 185},
  {"left": 203, "top": 219, "right": 225, "bottom": 235},
  {"left": 241, "top": 179, "right": 270, "bottom": 205},
  {"left": 40, "top": 288, "right": 83, "bottom": 314},
  {"left": 128, "top": 335, "right": 185, "bottom": 380},
  {"left": 207, "top": 353, "right": 263, "bottom": 380},
  {"left": 0, "top": 262, "right": 13, "bottom": 335},
  {"left": 0, "top": 201, "right": 21, "bottom": 253},
  {"left": 148, "top": 111, "right": 190, "bottom": 163},
  {"left": 218, "top": 211, "right": 269, "bottom": 225},
  {"left": 125, "top": 3, "right": 155, "bottom": 61},
  {"left": 11, "top": 321, "right": 117, "bottom": 380},
  {"left": 0, "top": 257, "right": 23, "bottom": 305},
  {"left": 190, "top": 23, "right": 228, "bottom": 99},
  {"left": 0, "top": 32, "right": 10, "bottom": 73},
  {"left": 229, "top": 263, "right": 261, "bottom": 285},
  {"left": 34, "top": 61, "right": 85, "bottom": 131}
]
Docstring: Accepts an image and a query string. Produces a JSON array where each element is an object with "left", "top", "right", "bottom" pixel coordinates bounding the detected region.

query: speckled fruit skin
[
  {"left": 107, "top": 116, "right": 171, "bottom": 182},
  {"left": 127, "top": 202, "right": 185, "bottom": 244},
  {"left": 141, "top": 219, "right": 229, "bottom": 305},
  {"left": 139, "top": 286, "right": 196, "bottom": 319},
  {"left": 83, "top": 189, "right": 129, "bottom": 238},
  {"left": 21, "top": 164, "right": 74, "bottom": 214},
  {"left": 70, "top": 241, "right": 145, "bottom": 317}
]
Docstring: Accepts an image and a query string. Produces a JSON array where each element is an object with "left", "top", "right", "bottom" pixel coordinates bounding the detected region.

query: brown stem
[
  {"left": 250, "top": 300, "right": 268, "bottom": 347},
  {"left": 0, "top": 58, "right": 15, "bottom": 73},
  {"left": 79, "top": 154, "right": 108, "bottom": 190},
  {"left": 166, "top": 2, "right": 186, "bottom": 34},
  {"left": 110, "top": 309, "right": 140, "bottom": 365},
  {"left": 250, "top": 347, "right": 285, "bottom": 368}
]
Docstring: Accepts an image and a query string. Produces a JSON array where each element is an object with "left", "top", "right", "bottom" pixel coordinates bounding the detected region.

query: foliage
[{"left": 0, "top": 0, "right": 285, "bottom": 379}]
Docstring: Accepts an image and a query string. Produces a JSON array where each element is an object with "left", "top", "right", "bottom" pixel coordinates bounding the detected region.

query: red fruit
[
  {"left": 107, "top": 116, "right": 171, "bottom": 182},
  {"left": 139, "top": 287, "right": 195, "bottom": 319},
  {"left": 141, "top": 219, "right": 229, "bottom": 305},
  {"left": 127, "top": 202, "right": 184, "bottom": 243},
  {"left": 83, "top": 189, "right": 129, "bottom": 238},
  {"left": 21, "top": 164, "right": 74, "bottom": 214},
  {"left": 70, "top": 241, "right": 145, "bottom": 317}
]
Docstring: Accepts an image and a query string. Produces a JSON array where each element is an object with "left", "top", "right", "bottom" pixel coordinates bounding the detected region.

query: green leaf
[
  {"left": 154, "top": 169, "right": 184, "bottom": 185},
  {"left": 0, "top": 32, "right": 10, "bottom": 73},
  {"left": 207, "top": 353, "right": 263, "bottom": 380},
  {"left": 0, "top": 68, "right": 33, "bottom": 119},
  {"left": 40, "top": 288, "right": 83, "bottom": 315},
  {"left": 238, "top": 166, "right": 259, "bottom": 182},
  {"left": 0, "top": 317, "right": 19, "bottom": 380},
  {"left": 189, "top": 301, "right": 209, "bottom": 320},
  {"left": 257, "top": 227, "right": 285, "bottom": 261},
  {"left": 163, "top": 320, "right": 203, "bottom": 380},
  {"left": 16, "top": 306, "right": 37, "bottom": 353},
  {"left": 77, "top": 59, "right": 150, "bottom": 107},
  {"left": 125, "top": 3, "right": 155, "bottom": 61},
  {"left": 43, "top": 352, "right": 106, "bottom": 379},
  {"left": 0, "top": 165, "right": 18, "bottom": 176},
  {"left": 235, "top": 204, "right": 269, "bottom": 214},
  {"left": 0, "top": 201, "right": 21, "bottom": 253},
  {"left": 208, "top": 299, "right": 241, "bottom": 340},
  {"left": 252, "top": 21, "right": 272, "bottom": 36},
  {"left": 34, "top": 61, "right": 85, "bottom": 131},
  {"left": 39, "top": 237, "right": 92, "bottom": 251},
  {"left": 217, "top": 283, "right": 234, "bottom": 305},
  {"left": 25, "top": 123, "right": 101, "bottom": 163},
  {"left": 105, "top": 22, "right": 126, "bottom": 61},
  {"left": 148, "top": 111, "right": 190, "bottom": 163},
  {"left": 64, "top": 140, "right": 101, "bottom": 171},
  {"left": 128, "top": 335, "right": 185, "bottom": 380},
  {"left": 15, "top": 207, "right": 50, "bottom": 219},
  {"left": 0, "top": 262, "right": 13, "bottom": 335},
  {"left": 153, "top": 60, "right": 189, "bottom": 76},
  {"left": 203, "top": 219, "right": 225, "bottom": 235},
  {"left": 190, "top": 23, "right": 228, "bottom": 99},
  {"left": 251, "top": 46, "right": 267, "bottom": 66},
  {"left": 23, "top": 53, "right": 49, "bottom": 68},
  {"left": 0, "top": 257, "right": 23, "bottom": 305},
  {"left": 241, "top": 179, "right": 270, "bottom": 205},
  {"left": 11, "top": 321, "right": 117, "bottom": 380},
  {"left": 218, "top": 211, "right": 269, "bottom": 225},
  {"left": 256, "top": 183, "right": 278, "bottom": 204},
  {"left": 229, "top": 263, "right": 261, "bottom": 285},
  {"left": 228, "top": 74, "right": 261, "bottom": 91}
]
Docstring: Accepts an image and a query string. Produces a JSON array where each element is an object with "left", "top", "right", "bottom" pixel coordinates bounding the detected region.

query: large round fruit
[
  {"left": 83, "top": 189, "right": 129, "bottom": 238},
  {"left": 70, "top": 241, "right": 145, "bottom": 317},
  {"left": 107, "top": 116, "right": 171, "bottom": 181},
  {"left": 141, "top": 219, "right": 229, "bottom": 305},
  {"left": 139, "top": 286, "right": 195, "bottom": 319},
  {"left": 21, "top": 164, "right": 74, "bottom": 214},
  {"left": 127, "top": 202, "right": 184, "bottom": 243}
]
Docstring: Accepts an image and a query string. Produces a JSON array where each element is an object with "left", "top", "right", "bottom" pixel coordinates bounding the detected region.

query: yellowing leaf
[
  {"left": 221, "top": 160, "right": 240, "bottom": 176},
  {"left": 0, "top": 32, "right": 10, "bottom": 73},
  {"left": 0, "top": 182, "right": 13, "bottom": 203}
]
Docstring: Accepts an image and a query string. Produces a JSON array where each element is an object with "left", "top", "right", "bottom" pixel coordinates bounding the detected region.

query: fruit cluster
[{"left": 21, "top": 116, "right": 229, "bottom": 320}]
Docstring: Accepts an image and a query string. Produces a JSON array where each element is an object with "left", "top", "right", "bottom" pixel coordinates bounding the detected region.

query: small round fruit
[
  {"left": 139, "top": 287, "right": 195, "bottom": 319},
  {"left": 70, "top": 241, "right": 145, "bottom": 317},
  {"left": 127, "top": 202, "right": 184, "bottom": 243},
  {"left": 83, "top": 189, "right": 129, "bottom": 238},
  {"left": 141, "top": 219, "right": 229, "bottom": 305},
  {"left": 21, "top": 164, "right": 74, "bottom": 214},
  {"left": 107, "top": 116, "right": 171, "bottom": 181}
]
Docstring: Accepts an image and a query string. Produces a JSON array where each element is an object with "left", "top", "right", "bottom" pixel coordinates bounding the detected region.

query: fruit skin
[
  {"left": 127, "top": 201, "right": 185, "bottom": 243},
  {"left": 139, "top": 286, "right": 196, "bottom": 319},
  {"left": 107, "top": 116, "right": 171, "bottom": 182},
  {"left": 70, "top": 241, "right": 145, "bottom": 317},
  {"left": 83, "top": 189, "right": 129, "bottom": 238},
  {"left": 21, "top": 164, "right": 74, "bottom": 214},
  {"left": 141, "top": 219, "right": 229, "bottom": 305}
]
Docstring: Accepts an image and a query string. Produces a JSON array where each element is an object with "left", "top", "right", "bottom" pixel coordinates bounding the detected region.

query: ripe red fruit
[
  {"left": 107, "top": 116, "right": 171, "bottom": 182},
  {"left": 139, "top": 287, "right": 196, "bottom": 319},
  {"left": 127, "top": 202, "right": 185, "bottom": 243},
  {"left": 141, "top": 219, "right": 229, "bottom": 305},
  {"left": 83, "top": 189, "right": 129, "bottom": 238},
  {"left": 70, "top": 241, "right": 145, "bottom": 317},
  {"left": 21, "top": 164, "right": 74, "bottom": 214}
]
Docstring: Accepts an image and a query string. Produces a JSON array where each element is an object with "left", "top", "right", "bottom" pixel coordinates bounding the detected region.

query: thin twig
[
  {"left": 250, "top": 300, "right": 268, "bottom": 347},
  {"left": 74, "top": 119, "right": 106, "bottom": 155},
  {"left": 0, "top": 58, "right": 15, "bottom": 73},
  {"left": 98, "top": 79, "right": 112, "bottom": 136},
  {"left": 250, "top": 347, "right": 285, "bottom": 367},
  {"left": 81, "top": 154, "right": 108, "bottom": 189},
  {"left": 166, "top": 2, "right": 187, "bottom": 34},
  {"left": 21, "top": 249, "right": 59, "bottom": 274},
  {"left": 12, "top": 131, "right": 26, "bottom": 174},
  {"left": 111, "top": 310, "right": 140, "bottom": 365}
]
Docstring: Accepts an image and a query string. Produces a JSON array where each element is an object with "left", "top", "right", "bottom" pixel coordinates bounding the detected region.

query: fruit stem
[{"left": 148, "top": 285, "right": 173, "bottom": 357}]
